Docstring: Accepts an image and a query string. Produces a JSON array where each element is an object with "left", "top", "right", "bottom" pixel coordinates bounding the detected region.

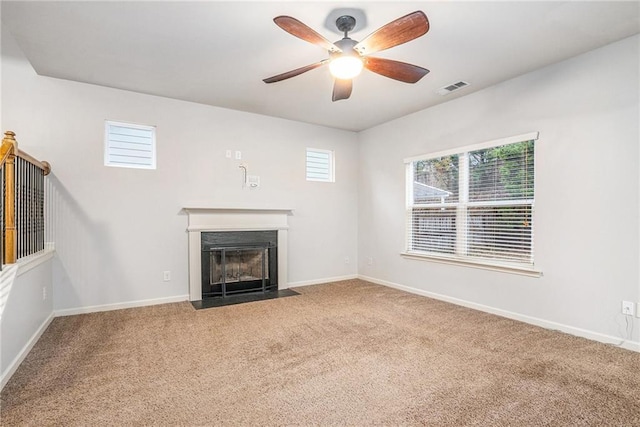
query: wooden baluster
[
  {"left": 1, "top": 131, "right": 17, "bottom": 264},
  {"left": 0, "top": 163, "right": 4, "bottom": 269}
]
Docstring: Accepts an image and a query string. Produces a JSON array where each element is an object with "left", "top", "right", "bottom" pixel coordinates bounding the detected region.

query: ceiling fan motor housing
[{"left": 330, "top": 37, "right": 360, "bottom": 59}]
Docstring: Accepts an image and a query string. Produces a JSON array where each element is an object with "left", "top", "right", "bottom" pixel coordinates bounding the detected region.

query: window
[
  {"left": 306, "top": 148, "right": 334, "bottom": 182},
  {"left": 105, "top": 121, "right": 156, "bottom": 169},
  {"left": 405, "top": 132, "right": 538, "bottom": 272}
]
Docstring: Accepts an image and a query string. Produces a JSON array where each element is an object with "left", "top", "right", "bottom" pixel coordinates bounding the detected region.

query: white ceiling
[{"left": 2, "top": 1, "right": 639, "bottom": 132}]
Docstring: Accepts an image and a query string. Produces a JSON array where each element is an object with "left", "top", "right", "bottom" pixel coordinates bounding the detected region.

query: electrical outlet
[
  {"left": 367, "top": 257, "right": 373, "bottom": 266},
  {"left": 235, "top": 151, "right": 242, "bottom": 160},
  {"left": 42, "top": 287, "right": 47, "bottom": 301},
  {"left": 622, "top": 301, "right": 634, "bottom": 316},
  {"left": 344, "top": 257, "right": 350, "bottom": 264},
  {"left": 163, "top": 271, "right": 171, "bottom": 282},
  {"left": 225, "top": 149, "right": 232, "bottom": 158}
]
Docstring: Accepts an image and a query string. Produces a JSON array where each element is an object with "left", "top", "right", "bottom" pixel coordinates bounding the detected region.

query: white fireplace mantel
[
  {"left": 183, "top": 207, "right": 293, "bottom": 231},
  {"left": 183, "top": 207, "right": 293, "bottom": 301}
]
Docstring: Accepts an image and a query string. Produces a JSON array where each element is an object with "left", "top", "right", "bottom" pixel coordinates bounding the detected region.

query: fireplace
[
  {"left": 201, "top": 230, "right": 277, "bottom": 298},
  {"left": 183, "top": 207, "right": 292, "bottom": 302}
]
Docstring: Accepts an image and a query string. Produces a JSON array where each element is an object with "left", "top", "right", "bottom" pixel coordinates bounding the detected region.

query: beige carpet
[{"left": 1, "top": 279, "right": 639, "bottom": 426}]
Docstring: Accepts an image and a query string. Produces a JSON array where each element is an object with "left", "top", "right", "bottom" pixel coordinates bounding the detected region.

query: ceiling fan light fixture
[
  {"left": 264, "top": 11, "right": 431, "bottom": 100},
  {"left": 329, "top": 55, "right": 363, "bottom": 79}
]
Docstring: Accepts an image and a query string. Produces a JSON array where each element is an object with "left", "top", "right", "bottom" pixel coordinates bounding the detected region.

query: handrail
[
  {"left": 1, "top": 131, "right": 50, "bottom": 175},
  {"left": 17, "top": 151, "right": 51, "bottom": 176},
  {"left": 1, "top": 131, "right": 51, "bottom": 267}
]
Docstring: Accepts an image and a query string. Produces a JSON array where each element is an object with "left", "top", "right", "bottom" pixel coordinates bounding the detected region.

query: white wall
[
  {"left": 0, "top": 259, "right": 54, "bottom": 388},
  {"left": 358, "top": 35, "right": 640, "bottom": 345},
  {"left": 2, "top": 29, "right": 359, "bottom": 312}
]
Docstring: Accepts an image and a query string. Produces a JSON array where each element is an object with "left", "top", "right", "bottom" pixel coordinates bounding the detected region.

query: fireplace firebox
[{"left": 201, "top": 230, "right": 278, "bottom": 298}]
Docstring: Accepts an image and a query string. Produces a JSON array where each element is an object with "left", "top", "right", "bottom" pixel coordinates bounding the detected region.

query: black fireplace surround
[{"left": 201, "top": 230, "right": 278, "bottom": 299}]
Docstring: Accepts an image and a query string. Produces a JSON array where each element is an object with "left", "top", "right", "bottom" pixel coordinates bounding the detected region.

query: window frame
[
  {"left": 104, "top": 120, "right": 157, "bottom": 170},
  {"left": 306, "top": 148, "right": 335, "bottom": 183},
  {"left": 402, "top": 132, "right": 542, "bottom": 277}
]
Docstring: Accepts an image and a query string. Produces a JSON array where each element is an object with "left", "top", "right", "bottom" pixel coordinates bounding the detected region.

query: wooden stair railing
[{"left": 0, "top": 131, "right": 51, "bottom": 269}]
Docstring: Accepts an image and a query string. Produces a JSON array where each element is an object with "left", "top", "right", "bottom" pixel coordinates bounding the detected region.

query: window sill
[{"left": 400, "top": 251, "right": 542, "bottom": 278}]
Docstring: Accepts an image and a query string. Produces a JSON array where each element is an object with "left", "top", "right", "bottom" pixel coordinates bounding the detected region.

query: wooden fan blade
[
  {"left": 354, "top": 11, "right": 429, "bottom": 55},
  {"left": 364, "top": 57, "right": 429, "bottom": 83},
  {"left": 263, "top": 60, "right": 329, "bottom": 83},
  {"left": 332, "top": 79, "right": 352, "bottom": 102},
  {"left": 274, "top": 16, "right": 340, "bottom": 52}
]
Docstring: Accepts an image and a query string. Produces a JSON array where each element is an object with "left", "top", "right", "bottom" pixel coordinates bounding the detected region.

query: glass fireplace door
[{"left": 210, "top": 246, "right": 269, "bottom": 297}]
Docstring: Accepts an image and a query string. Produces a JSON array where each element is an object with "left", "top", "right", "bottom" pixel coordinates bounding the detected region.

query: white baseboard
[
  {"left": 1, "top": 312, "right": 54, "bottom": 390},
  {"left": 287, "top": 274, "right": 358, "bottom": 288},
  {"left": 54, "top": 294, "right": 190, "bottom": 317},
  {"left": 358, "top": 275, "right": 640, "bottom": 353}
]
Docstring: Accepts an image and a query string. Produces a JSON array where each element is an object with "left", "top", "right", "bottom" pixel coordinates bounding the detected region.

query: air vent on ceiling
[{"left": 436, "top": 81, "right": 470, "bottom": 96}]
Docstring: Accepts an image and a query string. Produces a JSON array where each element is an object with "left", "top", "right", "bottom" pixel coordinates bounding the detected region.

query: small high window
[
  {"left": 306, "top": 148, "right": 334, "bottom": 182},
  {"left": 105, "top": 120, "right": 156, "bottom": 169}
]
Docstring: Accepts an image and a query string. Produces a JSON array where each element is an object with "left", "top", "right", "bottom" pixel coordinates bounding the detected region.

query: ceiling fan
[{"left": 263, "top": 11, "right": 430, "bottom": 102}]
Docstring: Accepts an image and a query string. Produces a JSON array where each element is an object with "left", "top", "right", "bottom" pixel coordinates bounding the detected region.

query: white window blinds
[
  {"left": 406, "top": 133, "right": 537, "bottom": 267},
  {"left": 306, "top": 148, "right": 334, "bottom": 182},
  {"left": 105, "top": 121, "right": 156, "bottom": 169}
]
